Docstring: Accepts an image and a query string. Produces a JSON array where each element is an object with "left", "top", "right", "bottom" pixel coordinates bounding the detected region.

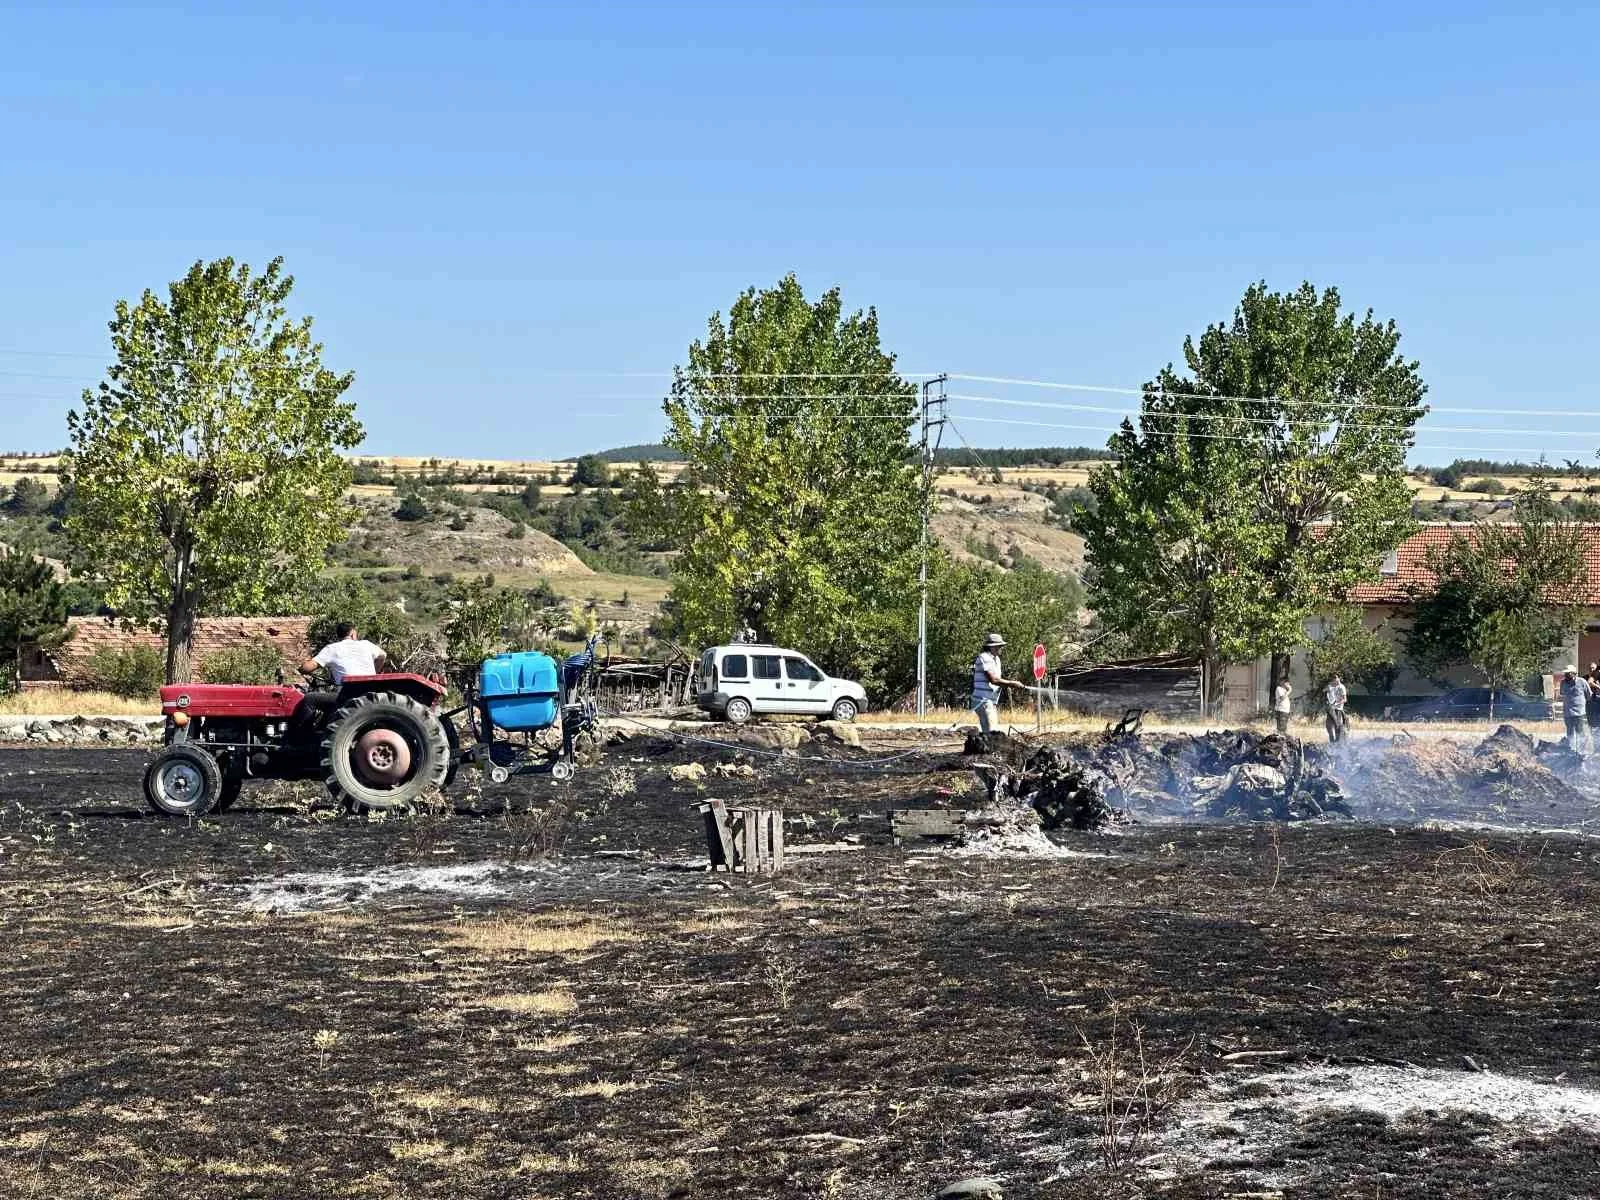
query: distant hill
[{"left": 595, "top": 443, "right": 675, "bottom": 463}]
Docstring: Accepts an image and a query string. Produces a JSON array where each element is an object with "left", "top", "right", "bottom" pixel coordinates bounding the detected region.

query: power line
[
  {"left": 948, "top": 372, "right": 1428, "bottom": 413},
  {"left": 950, "top": 379, "right": 1600, "bottom": 420},
  {"left": 942, "top": 416, "right": 1005, "bottom": 477},
  {"left": 948, "top": 393, "right": 1600, "bottom": 439},
  {"left": 949, "top": 413, "right": 1565, "bottom": 460}
]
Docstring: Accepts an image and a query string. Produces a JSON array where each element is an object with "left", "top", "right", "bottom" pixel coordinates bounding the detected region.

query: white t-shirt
[
  {"left": 1326, "top": 681, "right": 1347, "bottom": 710},
  {"left": 314, "top": 638, "right": 384, "bottom": 683},
  {"left": 1272, "top": 682, "right": 1293, "bottom": 714}
]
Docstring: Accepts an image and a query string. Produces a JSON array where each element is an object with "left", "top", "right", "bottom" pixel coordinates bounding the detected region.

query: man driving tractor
[{"left": 301, "top": 623, "right": 387, "bottom": 684}]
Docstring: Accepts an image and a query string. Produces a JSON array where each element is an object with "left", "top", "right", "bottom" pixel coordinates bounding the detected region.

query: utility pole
[{"left": 916, "top": 375, "right": 948, "bottom": 717}]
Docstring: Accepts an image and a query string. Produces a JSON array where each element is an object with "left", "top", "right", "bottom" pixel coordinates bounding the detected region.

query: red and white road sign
[{"left": 1032, "top": 643, "right": 1047, "bottom": 681}]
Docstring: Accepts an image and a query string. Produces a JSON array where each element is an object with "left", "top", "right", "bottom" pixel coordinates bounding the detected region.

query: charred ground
[{"left": 1, "top": 731, "right": 1598, "bottom": 1199}]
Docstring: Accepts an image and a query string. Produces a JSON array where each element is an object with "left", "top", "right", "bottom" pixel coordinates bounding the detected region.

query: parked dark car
[{"left": 1386, "top": 687, "right": 1552, "bottom": 722}]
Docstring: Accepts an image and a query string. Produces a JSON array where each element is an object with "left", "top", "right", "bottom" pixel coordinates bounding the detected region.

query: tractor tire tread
[{"left": 321, "top": 690, "right": 450, "bottom": 812}]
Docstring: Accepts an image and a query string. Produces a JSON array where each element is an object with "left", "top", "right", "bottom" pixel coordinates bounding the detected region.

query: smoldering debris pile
[
  {"left": 971, "top": 728, "right": 1349, "bottom": 832},
  {"left": 1341, "top": 725, "right": 1600, "bottom": 829},
  {"left": 964, "top": 723, "right": 1600, "bottom": 835}
]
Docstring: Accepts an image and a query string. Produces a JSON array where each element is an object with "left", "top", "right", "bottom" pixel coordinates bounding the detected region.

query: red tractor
[{"left": 143, "top": 673, "right": 459, "bottom": 817}]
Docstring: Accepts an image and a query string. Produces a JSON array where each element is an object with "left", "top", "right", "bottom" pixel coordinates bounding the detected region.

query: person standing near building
[
  {"left": 1560, "top": 665, "right": 1592, "bottom": 754},
  {"left": 1324, "top": 673, "right": 1348, "bottom": 743},
  {"left": 1272, "top": 677, "right": 1293, "bottom": 736},
  {"left": 972, "top": 633, "right": 1025, "bottom": 735},
  {"left": 1585, "top": 662, "right": 1600, "bottom": 735}
]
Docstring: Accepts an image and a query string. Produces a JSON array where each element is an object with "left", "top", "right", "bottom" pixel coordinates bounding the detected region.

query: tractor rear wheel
[
  {"left": 322, "top": 692, "right": 450, "bottom": 812},
  {"left": 214, "top": 773, "right": 245, "bottom": 813},
  {"left": 143, "top": 745, "right": 223, "bottom": 818}
]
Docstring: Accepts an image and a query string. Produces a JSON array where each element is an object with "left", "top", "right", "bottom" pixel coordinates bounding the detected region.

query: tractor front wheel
[
  {"left": 143, "top": 745, "right": 223, "bottom": 818},
  {"left": 322, "top": 692, "right": 450, "bottom": 813}
]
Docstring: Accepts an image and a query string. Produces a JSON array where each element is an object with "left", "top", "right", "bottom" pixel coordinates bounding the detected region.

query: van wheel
[
  {"left": 830, "top": 697, "right": 859, "bottom": 723},
  {"left": 725, "top": 697, "right": 753, "bottom": 725}
]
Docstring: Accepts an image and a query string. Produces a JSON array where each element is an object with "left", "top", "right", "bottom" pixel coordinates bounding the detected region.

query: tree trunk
[
  {"left": 165, "top": 593, "right": 200, "bottom": 684},
  {"left": 1202, "top": 628, "right": 1223, "bottom": 718}
]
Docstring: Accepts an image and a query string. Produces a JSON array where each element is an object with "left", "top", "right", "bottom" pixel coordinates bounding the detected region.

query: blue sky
[{"left": 2, "top": 1, "right": 1597, "bottom": 465}]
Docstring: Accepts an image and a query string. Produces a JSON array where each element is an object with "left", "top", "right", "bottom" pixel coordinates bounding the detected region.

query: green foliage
[
  {"left": 1080, "top": 281, "right": 1425, "bottom": 695},
  {"left": 594, "top": 443, "right": 678, "bottom": 463},
  {"left": 440, "top": 576, "right": 548, "bottom": 684},
  {"left": 4, "top": 476, "right": 50, "bottom": 517},
  {"left": 198, "top": 637, "right": 286, "bottom": 685},
  {"left": 1431, "top": 458, "right": 1559, "bottom": 486},
  {"left": 64, "top": 256, "right": 360, "bottom": 683},
  {"left": 633, "top": 274, "right": 922, "bottom": 690},
  {"left": 84, "top": 644, "right": 165, "bottom": 698},
  {"left": 394, "top": 491, "right": 430, "bottom": 522},
  {"left": 1306, "top": 606, "right": 1396, "bottom": 702},
  {"left": 60, "top": 580, "right": 107, "bottom": 617},
  {"left": 1405, "top": 480, "right": 1586, "bottom": 691},
  {"left": 0, "top": 547, "right": 69, "bottom": 692},
  {"left": 304, "top": 575, "right": 411, "bottom": 651},
  {"left": 922, "top": 557, "right": 1081, "bottom": 703},
  {"left": 570, "top": 454, "right": 611, "bottom": 488},
  {"left": 1465, "top": 476, "right": 1507, "bottom": 495},
  {"left": 1050, "top": 486, "right": 1097, "bottom": 526}
]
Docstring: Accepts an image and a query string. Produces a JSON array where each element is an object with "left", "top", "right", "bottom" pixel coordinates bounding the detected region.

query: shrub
[
  {"left": 394, "top": 492, "right": 430, "bottom": 522},
  {"left": 199, "top": 638, "right": 286, "bottom": 685},
  {"left": 570, "top": 454, "right": 610, "bottom": 488},
  {"left": 505, "top": 522, "right": 525, "bottom": 540},
  {"left": 1465, "top": 477, "right": 1507, "bottom": 495},
  {"left": 4, "top": 476, "right": 50, "bottom": 516},
  {"left": 84, "top": 645, "right": 164, "bottom": 698}
]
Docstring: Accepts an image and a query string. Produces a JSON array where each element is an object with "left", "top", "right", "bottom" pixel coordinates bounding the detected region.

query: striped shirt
[{"left": 972, "top": 652, "right": 1002, "bottom": 705}]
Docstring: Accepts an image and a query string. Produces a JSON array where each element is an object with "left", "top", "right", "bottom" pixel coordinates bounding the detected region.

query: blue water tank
[{"left": 478, "top": 651, "right": 560, "bottom": 732}]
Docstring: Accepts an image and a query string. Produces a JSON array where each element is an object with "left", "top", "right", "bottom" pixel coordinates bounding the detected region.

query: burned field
[{"left": 2, "top": 729, "right": 1599, "bottom": 1199}]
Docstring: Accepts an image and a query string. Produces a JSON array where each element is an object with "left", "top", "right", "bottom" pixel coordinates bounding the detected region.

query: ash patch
[
  {"left": 1142, "top": 1065, "right": 1600, "bottom": 1183},
  {"left": 236, "top": 855, "right": 680, "bottom": 912}
]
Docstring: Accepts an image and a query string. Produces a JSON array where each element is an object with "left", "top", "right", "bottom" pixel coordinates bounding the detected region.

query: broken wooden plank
[{"left": 890, "top": 808, "right": 964, "bottom": 841}]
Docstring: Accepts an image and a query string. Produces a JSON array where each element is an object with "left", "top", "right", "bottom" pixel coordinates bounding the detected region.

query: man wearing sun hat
[
  {"left": 1560, "top": 665, "right": 1591, "bottom": 754},
  {"left": 972, "top": 632, "right": 1025, "bottom": 735}
]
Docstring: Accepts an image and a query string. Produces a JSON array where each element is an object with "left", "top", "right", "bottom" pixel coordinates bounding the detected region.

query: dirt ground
[{"left": 2, "top": 734, "right": 1598, "bottom": 1199}]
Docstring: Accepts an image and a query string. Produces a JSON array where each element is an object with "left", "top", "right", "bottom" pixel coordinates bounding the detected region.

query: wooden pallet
[{"left": 700, "top": 801, "right": 785, "bottom": 873}]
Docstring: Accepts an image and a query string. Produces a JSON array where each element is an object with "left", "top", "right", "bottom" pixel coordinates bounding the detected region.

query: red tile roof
[
  {"left": 26, "top": 616, "right": 313, "bottom": 685},
  {"left": 1349, "top": 524, "right": 1600, "bottom": 605}
]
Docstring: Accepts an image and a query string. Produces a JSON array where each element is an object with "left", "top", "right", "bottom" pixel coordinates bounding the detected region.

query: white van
[{"left": 696, "top": 645, "right": 867, "bottom": 724}]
